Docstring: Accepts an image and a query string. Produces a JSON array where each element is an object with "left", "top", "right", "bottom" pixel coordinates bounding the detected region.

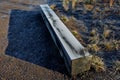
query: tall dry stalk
[
  {"left": 63, "top": 0, "right": 78, "bottom": 11},
  {"left": 109, "top": 0, "right": 114, "bottom": 7},
  {"left": 62, "top": 0, "right": 70, "bottom": 11},
  {"left": 72, "top": 0, "right": 77, "bottom": 10}
]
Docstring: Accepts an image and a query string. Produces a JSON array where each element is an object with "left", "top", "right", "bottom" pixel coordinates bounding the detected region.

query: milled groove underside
[{"left": 40, "top": 4, "right": 92, "bottom": 75}]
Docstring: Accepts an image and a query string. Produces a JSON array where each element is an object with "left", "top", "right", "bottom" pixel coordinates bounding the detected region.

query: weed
[
  {"left": 91, "top": 55, "right": 105, "bottom": 72},
  {"left": 87, "top": 44, "right": 100, "bottom": 53},
  {"left": 72, "top": 0, "right": 77, "bottom": 10},
  {"left": 60, "top": 15, "right": 69, "bottom": 22},
  {"left": 109, "top": 0, "right": 115, "bottom": 7},
  {"left": 85, "top": 4, "right": 94, "bottom": 11},
  {"left": 113, "top": 60, "right": 120, "bottom": 71},
  {"left": 50, "top": 4, "right": 56, "bottom": 10},
  {"left": 72, "top": 30, "right": 78, "bottom": 37},
  {"left": 112, "top": 40, "right": 120, "bottom": 51},
  {"left": 90, "top": 28, "right": 97, "bottom": 36},
  {"left": 103, "top": 41, "right": 113, "bottom": 51},
  {"left": 62, "top": 0, "right": 70, "bottom": 11},
  {"left": 88, "top": 34, "right": 99, "bottom": 43},
  {"left": 103, "top": 28, "right": 111, "bottom": 39}
]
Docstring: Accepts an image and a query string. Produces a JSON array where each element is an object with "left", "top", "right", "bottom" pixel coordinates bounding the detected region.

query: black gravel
[{"left": 6, "top": 10, "right": 68, "bottom": 74}]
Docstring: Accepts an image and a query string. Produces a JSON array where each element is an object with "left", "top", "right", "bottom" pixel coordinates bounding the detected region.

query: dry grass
[
  {"left": 62, "top": 0, "right": 69, "bottom": 11},
  {"left": 84, "top": 4, "right": 94, "bottom": 11},
  {"left": 90, "top": 28, "right": 97, "bottom": 36},
  {"left": 114, "top": 60, "right": 120, "bottom": 71},
  {"left": 60, "top": 15, "right": 69, "bottom": 22},
  {"left": 71, "top": 0, "right": 77, "bottom": 10},
  {"left": 91, "top": 55, "right": 105, "bottom": 72},
  {"left": 103, "top": 28, "right": 111, "bottom": 38},
  {"left": 103, "top": 41, "right": 113, "bottom": 51},
  {"left": 109, "top": 0, "right": 114, "bottom": 7},
  {"left": 87, "top": 44, "right": 100, "bottom": 53},
  {"left": 50, "top": 4, "right": 56, "bottom": 10}
]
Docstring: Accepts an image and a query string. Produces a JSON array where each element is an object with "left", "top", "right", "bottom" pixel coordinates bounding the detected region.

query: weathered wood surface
[{"left": 40, "top": 4, "right": 92, "bottom": 75}]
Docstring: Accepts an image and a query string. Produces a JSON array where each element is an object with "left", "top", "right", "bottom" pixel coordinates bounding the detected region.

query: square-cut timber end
[{"left": 71, "top": 55, "right": 92, "bottom": 75}]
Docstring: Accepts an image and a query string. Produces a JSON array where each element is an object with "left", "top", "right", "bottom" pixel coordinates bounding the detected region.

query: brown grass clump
[
  {"left": 101, "top": 40, "right": 120, "bottom": 51},
  {"left": 72, "top": 0, "right": 77, "bottom": 10},
  {"left": 62, "top": 0, "right": 69, "bottom": 11},
  {"left": 50, "top": 4, "right": 56, "bottom": 10},
  {"left": 113, "top": 61, "right": 120, "bottom": 71},
  {"left": 87, "top": 44, "right": 100, "bottom": 53},
  {"left": 109, "top": 0, "right": 115, "bottom": 7},
  {"left": 88, "top": 34, "right": 99, "bottom": 43},
  {"left": 90, "top": 28, "right": 97, "bottom": 36},
  {"left": 88, "top": 28, "right": 100, "bottom": 44},
  {"left": 72, "top": 30, "right": 78, "bottom": 37},
  {"left": 91, "top": 55, "right": 105, "bottom": 72},
  {"left": 60, "top": 15, "right": 69, "bottom": 22},
  {"left": 112, "top": 40, "right": 120, "bottom": 51},
  {"left": 103, "top": 29, "right": 111, "bottom": 38},
  {"left": 84, "top": 4, "right": 94, "bottom": 11},
  {"left": 103, "top": 41, "right": 113, "bottom": 51}
]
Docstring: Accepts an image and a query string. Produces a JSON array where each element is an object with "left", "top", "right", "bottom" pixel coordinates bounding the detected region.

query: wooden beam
[{"left": 40, "top": 4, "right": 92, "bottom": 75}]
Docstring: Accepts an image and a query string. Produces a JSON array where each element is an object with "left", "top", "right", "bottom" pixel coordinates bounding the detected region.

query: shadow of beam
[{"left": 5, "top": 9, "right": 68, "bottom": 74}]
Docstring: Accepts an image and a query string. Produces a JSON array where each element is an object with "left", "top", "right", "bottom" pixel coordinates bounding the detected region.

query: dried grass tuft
[{"left": 91, "top": 55, "right": 106, "bottom": 72}]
